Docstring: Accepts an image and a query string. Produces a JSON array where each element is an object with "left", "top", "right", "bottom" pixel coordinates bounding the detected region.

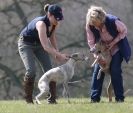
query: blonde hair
[{"left": 86, "top": 6, "right": 106, "bottom": 26}]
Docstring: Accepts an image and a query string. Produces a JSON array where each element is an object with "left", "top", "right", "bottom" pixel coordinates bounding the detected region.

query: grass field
[{"left": 0, "top": 97, "right": 133, "bottom": 113}]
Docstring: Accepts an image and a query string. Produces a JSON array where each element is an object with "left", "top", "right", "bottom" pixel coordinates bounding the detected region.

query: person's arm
[
  {"left": 86, "top": 25, "right": 97, "bottom": 58},
  {"left": 49, "top": 26, "right": 59, "bottom": 51},
  {"left": 86, "top": 25, "right": 96, "bottom": 49},
  {"left": 36, "top": 21, "right": 60, "bottom": 57},
  {"left": 108, "top": 20, "right": 127, "bottom": 50}
]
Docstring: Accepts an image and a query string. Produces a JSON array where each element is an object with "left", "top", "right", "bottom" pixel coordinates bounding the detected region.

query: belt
[{"left": 19, "top": 36, "right": 41, "bottom": 44}]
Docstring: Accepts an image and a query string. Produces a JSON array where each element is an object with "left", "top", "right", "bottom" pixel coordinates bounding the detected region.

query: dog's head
[
  {"left": 90, "top": 41, "right": 107, "bottom": 54},
  {"left": 90, "top": 43, "right": 101, "bottom": 54},
  {"left": 69, "top": 53, "right": 86, "bottom": 61}
]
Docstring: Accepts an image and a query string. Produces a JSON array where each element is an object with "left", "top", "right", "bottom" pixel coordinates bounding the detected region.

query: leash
[{"left": 68, "top": 55, "right": 88, "bottom": 62}]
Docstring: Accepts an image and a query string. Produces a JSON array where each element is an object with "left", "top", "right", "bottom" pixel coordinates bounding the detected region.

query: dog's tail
[
  {"left": 124, "top": 89, "right": 131, "bottom": 96},
  {"left": 47, "top": 92, "right": 52, "bottom": 100}
]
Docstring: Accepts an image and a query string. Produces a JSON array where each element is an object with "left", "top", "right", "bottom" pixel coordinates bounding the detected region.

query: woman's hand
[
  {"left": 55, "top": 52, "right": 69, "bottom": 62},
  {"left": 107, "top": 41, "right": 115, "bottom": 50}
]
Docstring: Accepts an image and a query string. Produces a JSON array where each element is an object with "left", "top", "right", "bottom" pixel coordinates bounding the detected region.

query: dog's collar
[{"left": 68, "top": 56, "right": 82, "bottom": 62}]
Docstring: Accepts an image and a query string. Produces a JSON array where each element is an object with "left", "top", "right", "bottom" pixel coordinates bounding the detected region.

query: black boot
[
  {"left": 47, "top": 81, "right": 57, "bottom": 104},
  {"left": 24, "top": 76, "right": 34, "bottom": 104}
]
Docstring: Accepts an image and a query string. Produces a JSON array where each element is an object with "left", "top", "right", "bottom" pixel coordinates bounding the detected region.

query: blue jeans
[
  {"left": 18, "top": 39, "right": 52, "bottom": 78},
  {"left": 90, "top": 51, "right": 124, "bottom": 101}
]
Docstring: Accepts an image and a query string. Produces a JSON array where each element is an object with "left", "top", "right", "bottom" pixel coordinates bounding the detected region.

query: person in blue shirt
[{"left": 18, "top": 4, "right": 68, "bottom": 104}]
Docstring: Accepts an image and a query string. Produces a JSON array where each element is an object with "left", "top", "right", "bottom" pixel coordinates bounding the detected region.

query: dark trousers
[{"left": 90, "top": 51, "right": 124, "bottom": 101}]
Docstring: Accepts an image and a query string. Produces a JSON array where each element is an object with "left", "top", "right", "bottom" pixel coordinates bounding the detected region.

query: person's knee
[{"left": 24, "top": 70, "right": 36, "bottom": 81}]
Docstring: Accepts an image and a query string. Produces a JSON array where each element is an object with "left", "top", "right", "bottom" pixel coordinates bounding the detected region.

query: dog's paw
[
  {"left": 35, "top": 99, "right": 42, "bottom": 105},
  {"left": 91, "top": 64, "right": 94, "bottom": 67}
]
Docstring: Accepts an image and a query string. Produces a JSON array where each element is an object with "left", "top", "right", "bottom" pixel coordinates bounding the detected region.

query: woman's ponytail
[{"left": 44, "top": 4, "right": 50, "bottom": 13}]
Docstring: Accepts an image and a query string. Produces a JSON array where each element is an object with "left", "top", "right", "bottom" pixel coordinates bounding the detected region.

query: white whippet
[{"left": 35, "top": 53, "right": 86, "bottom": 104}]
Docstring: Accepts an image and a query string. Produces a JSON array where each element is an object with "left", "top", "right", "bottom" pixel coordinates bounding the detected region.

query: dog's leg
[
  {"left": 62, "top": 83, "right": 66, "bottom": 97},
  {"left": 91, "top": 58, "right": 98, "bottom": 67},
  {"left": 63, "top": 82, "right": 70, "bottom": 103},
  {"left": 35, "top": 90, "right": 45, "bottom": 104},
  {"left": 107, "top": 79, "right": 112, "bottom": 102},
  {"left": 97, "top": 69, "right": 102, "bottom": 79},
  {"left": 35, "top": 81, "right": 50, "bottom": 104}
]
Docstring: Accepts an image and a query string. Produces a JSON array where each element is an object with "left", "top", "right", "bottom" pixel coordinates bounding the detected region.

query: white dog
[{"left": 35, "top": 53, "right": 86, "bottom": 104}]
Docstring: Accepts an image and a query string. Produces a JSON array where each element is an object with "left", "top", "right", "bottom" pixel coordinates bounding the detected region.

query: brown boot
[
  {"left": 24, "top": 76, "right": 34, "bottom": 104},
  {"left": 47, "top": 81, "right": 57, "bottom": 104}
]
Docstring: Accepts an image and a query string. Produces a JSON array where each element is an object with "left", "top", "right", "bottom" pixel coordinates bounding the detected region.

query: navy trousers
[{"left": 90, "top": 51, "right": 124, "bottom": 101}]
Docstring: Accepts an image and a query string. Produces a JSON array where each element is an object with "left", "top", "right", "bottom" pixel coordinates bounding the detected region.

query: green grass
[{"left": 0, "top": 97, "right": 133, "bottom": 113}]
